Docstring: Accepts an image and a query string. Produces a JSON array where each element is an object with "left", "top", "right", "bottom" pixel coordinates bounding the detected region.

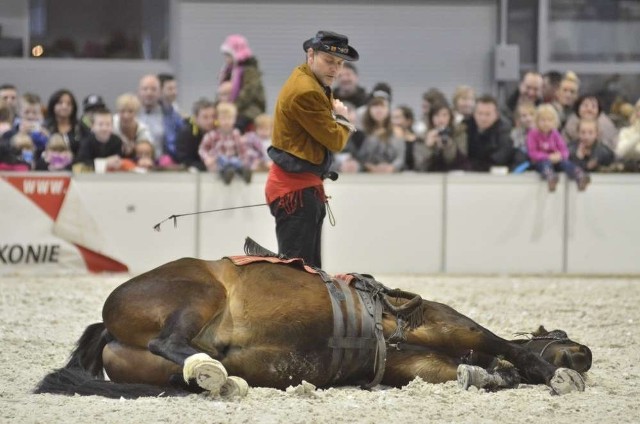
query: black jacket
[
  {"left": 74, "top": 133, "right": 123, "bottom": 165},
  {"left": 464, "top": 117, "right": 514, "bottom": 171}
]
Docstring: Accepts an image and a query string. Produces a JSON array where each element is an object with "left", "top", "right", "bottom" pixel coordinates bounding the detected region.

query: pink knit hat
[{"left": 220, "top": 34, "right": 253, "bottom": 62}]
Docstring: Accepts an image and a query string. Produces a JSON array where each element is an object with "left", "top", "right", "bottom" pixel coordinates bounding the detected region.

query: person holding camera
[{"left": 414, "top": 102, "right": 467, "bottom": 172}]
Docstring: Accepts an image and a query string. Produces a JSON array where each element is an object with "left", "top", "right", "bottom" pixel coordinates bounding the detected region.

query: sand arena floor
[{"left": 1, "top": 273, "right": 639, "bottom": 424}]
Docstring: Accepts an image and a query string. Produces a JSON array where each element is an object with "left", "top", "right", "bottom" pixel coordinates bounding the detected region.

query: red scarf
[{"left": 265, "top": 163, "right": 325, "bottom": 213}]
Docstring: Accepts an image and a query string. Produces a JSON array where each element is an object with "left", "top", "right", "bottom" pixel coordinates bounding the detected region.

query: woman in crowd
[
  {"left": 112, "top": 93, "right": 153, "bottom": 158},
  {"left": 357, "top": 94, "right": 405, "bottom": 173},
  {"left": 218, "top": 34, "right": 266, "bottom": 132},
  {"left": 562, "top": 94, "right": 618, "bottom": 152},
  {"left": 390, "top": 105, "right": 421, "bottom": 171},
  {"left": 413, "top": 102, "right": 467, "bottom": 172},
  {"left": 452, "top": 85, "right": 476, "bottom": 125},
  {"left": 44, "top": 89, "right": 81, "bottom": 156},
  {"left": 552, "top": 71, "right": 580, "bottom": 130}
]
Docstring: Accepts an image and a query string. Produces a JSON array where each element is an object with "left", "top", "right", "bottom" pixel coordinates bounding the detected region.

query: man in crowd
[
  {"left": 333, "top": 62, "right": 368, "bottom": 108},
  {"left": 137, "top": 74, "right": 183, "bottom": 161},
  {"left": 464, "top": 94, "right": 514, "bottom": 171}
]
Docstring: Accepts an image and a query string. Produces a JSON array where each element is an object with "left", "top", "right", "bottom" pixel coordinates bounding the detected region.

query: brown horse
[{"left": 35, "top": 240, "right": 591, "bottom": 398}]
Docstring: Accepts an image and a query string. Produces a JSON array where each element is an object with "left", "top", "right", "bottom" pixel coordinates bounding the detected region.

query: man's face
[
  {"left": 195, "top": 107, "right": 216, "bottom": 132},
  {"left": 138, "top": 76, "right": 160, "bottom": 109},
  {"left": 308, "top": 50, "right": 344, "bottom": 87},
  {"left": 473, "top": 102, "right": 498, "bottom": 131},
  {"left": 161, "top": 80, "right": 178, "bottom": 104},
  {"left": 522, "top": 73, "right": 543, "bottom": 101},
  {"left": 0, "top": 88, "right": 18, "bottom": 111},
  {"left": 92, "top": 113, "right": 113, "bottom": 142},
  {"left": 336, "top": 67, "right": 357, "bottom": 92}
]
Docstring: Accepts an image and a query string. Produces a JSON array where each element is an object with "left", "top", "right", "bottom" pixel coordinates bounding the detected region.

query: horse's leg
[
  {"left": 103, "top": 259, "right": 241, "bottom": 395},
  {"left": 405, "top": 300, "right": 584, "bottom": 394},
  {"left": 384, "top": 351, "right": 520, "bottom": 390}
]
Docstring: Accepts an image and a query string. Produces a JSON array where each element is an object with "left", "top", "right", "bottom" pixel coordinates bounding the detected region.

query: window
[
  {"left": 28, "top": 0, "right": 170, "bottom": 59},
  {"left": 548, "top": 0, "right": 640, "bottom": 62},
  {"left": 507, "top": 0, "right": 538, "bottom": 67}
]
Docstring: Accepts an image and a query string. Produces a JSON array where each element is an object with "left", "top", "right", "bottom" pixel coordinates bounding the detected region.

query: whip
[{"left": 153, "top": 203, "right": 268, "bottom": 231}]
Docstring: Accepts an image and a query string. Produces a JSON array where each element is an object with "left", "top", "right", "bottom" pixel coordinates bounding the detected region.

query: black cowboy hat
[{"left": 303, "top": 30, "right": 359, "bottom": 62}]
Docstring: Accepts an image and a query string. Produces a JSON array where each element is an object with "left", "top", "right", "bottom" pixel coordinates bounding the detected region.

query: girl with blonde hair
[
  {"left": 615, "top": 98, "right": 640, "bottom": 167},
  {"left": 527, "top": 104, "right": 589, "bottom": 191}
]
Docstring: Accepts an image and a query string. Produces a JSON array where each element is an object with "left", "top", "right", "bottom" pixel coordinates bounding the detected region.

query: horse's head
[{"left": 515, "top": 326, "right": 592, "bottom": 373}]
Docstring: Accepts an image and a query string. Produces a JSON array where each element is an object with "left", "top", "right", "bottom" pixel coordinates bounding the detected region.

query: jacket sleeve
[{"left": 289, "top": 90, "right": 350, "bottom": 153}]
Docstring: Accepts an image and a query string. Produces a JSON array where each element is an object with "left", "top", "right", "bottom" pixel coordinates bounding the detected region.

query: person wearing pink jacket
[{"left": 527, "top": 104, "right": 589, "bottom": 192}]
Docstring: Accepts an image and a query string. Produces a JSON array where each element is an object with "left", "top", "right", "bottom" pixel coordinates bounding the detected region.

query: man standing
[
  {"left": 266, "top": 30, "right": 359, "bottom": 268},
  {"left": 137, "top": 74, "right": 183, "bottom": 161}
]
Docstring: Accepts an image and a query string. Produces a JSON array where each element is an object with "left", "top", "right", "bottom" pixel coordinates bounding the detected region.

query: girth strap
[{"left": 321, "top": 271, "right": 387, "bottom": 389}]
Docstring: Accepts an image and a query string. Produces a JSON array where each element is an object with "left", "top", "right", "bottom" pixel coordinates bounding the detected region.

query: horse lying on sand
[{"left": 35, "top": 239, "right": 591, "bottom": 399}]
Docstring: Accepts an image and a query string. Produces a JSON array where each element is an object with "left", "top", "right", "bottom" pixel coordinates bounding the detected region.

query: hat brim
[{"left": 303, "top": 38, "right": 359, "bottom": 61}]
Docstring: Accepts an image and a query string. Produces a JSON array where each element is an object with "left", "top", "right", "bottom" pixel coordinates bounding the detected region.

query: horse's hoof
[
  {"left": 220, "top": 376, "right": 249, "bottom": 398},
  {"left": 457, "top": 364, "right": 489, "bottom": 390},
  {"left": 183, "top": 353, "right": 228, "bottom": 393},
  {"left": 550, "top": 368, "right": 585, "bottom": 395}
]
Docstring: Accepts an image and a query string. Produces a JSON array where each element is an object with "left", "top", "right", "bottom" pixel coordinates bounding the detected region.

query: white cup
[{"left": 94, "top": 158, "right": 108, "bottom": 174}]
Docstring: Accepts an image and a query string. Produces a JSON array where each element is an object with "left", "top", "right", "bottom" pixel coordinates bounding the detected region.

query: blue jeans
[
  {"left": 533, "top": 160, "right": 584, "bottom": 181},
  {"left": 216, "top": 156, "right": 244, "bottom": 174}
]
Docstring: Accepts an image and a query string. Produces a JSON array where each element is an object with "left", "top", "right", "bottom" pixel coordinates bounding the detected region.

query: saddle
[{"left": 237, "top": 237, "right": 424, "bottom": 389}]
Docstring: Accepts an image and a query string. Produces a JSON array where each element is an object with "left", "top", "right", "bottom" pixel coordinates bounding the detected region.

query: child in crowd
[
  {"left": 527, "top": 104, "right": 590, "bottom": 192},
  {"left": 11, "top": 133, "right": 36, "bottom": 169},
  {"left": 73, "top": 108, "right": 124, "bottom": 173},
  {"left": 134, "top": 139, "right": 156, "bottom": 170},
  {"left": 510, "top": 102, "right": 536, "bottom": 173},
  {"left": 198, "top": 102, "right": 252, "bottom": 184},
  {"left": 241, "top": 113, "right": 271, "bottom": 171},
  {"left": 18, "top": 93, "right": 49, "bottom": 159},
  {"left": 568, "top": 118, "right": 615, "bottom": 172},
  {"left": 36, "top": 133, "right": 73, "bottom": 171}
]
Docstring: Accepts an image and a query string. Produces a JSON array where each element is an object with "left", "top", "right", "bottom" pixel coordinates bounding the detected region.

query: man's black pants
[{"left": 269, "top": 187, "right": 326, "bottom": 268}]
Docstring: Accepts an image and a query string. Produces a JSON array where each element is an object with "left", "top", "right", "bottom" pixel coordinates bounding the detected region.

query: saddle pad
[
  {"left": 226, "top": 255, "right": 318, "bottom": 275},
  {"left": 226, "top": 256, "right": 359, "bottom": 286}
]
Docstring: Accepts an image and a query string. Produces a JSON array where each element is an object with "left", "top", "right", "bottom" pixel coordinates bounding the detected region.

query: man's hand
[{"left": 332, "top": 99, "right": 348, "bottom": 117}]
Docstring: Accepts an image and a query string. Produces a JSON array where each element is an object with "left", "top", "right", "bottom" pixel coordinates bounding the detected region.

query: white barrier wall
[
  {"left": 2, "top": 172, "right": 639, "bottom": 275},
  {"left": 445, "top": 173, "right": 565, "bottom": 274},
  {"left": 566, "top": 174, "right": 640, "bottom": 274}
]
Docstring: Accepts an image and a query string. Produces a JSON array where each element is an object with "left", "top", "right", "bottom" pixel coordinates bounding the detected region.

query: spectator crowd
[{"left": 2, "top": 34, "right": 640, "bottom": 191}]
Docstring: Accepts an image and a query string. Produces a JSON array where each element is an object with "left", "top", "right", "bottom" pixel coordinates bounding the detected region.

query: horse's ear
[{"left": 532, "top": 325, "right": 548, "bottom": 337}]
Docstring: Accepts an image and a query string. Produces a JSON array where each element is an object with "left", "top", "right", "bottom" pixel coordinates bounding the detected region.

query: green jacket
[{"left": 235, "top": 58, "right": 266, "bottom": 122}]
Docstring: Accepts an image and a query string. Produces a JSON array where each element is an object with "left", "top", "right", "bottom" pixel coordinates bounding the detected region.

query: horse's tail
[{"left": 34, "top": 323, "right": 184, "bottom": 399}]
